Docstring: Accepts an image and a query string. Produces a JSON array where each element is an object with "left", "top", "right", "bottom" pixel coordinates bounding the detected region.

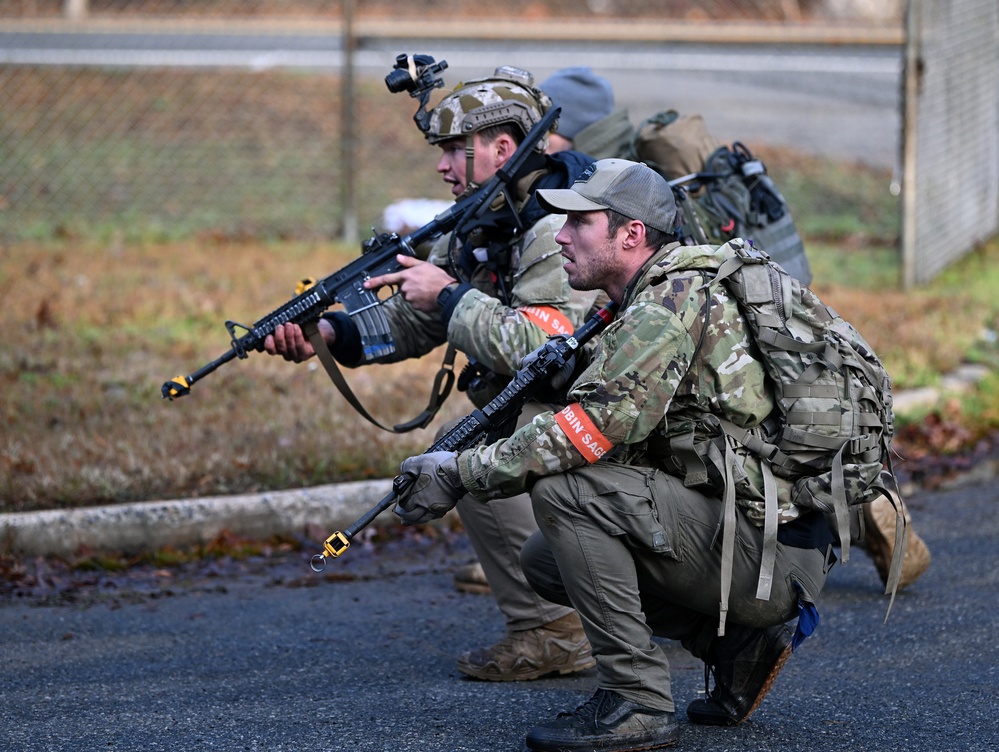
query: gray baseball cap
[{"left": 536, "top": 158, "right": 677, "bottom": 233}]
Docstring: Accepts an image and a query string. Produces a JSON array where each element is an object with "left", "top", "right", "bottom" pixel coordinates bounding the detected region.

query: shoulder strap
[{"left": 303, "top": 320, "right": 456, "bottom": 434}]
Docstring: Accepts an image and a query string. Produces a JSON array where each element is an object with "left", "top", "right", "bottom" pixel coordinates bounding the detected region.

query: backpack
[
  {"left": 630, "top": 109, "right": 719, "bottom": 180},
  {"left": 630, "top": 110, "right": 813, "bottom": 286},
  {"left": 669, "top": 239, "right": 903, "bottom": 633}
]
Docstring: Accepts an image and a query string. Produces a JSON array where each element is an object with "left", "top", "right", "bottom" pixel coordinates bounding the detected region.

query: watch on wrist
[{"left": 436, "top": 282, "right": 459, "bottom": 309}]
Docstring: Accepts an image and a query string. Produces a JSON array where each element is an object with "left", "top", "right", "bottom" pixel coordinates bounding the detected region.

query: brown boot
[
  {"left": 456, "top": 612, "right": 596, "bottom": 682},
  {"left": 453, "top": 561, "right": 491, "bottom": 595},
  {"left": 862, "top": 490, "right": 931, "bottom": 590}
]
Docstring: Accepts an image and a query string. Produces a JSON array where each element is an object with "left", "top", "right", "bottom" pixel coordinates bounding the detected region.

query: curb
[
  {"left": 2, "top": 368, "right": 988, "bottom": 558},
  {"left": 1, "top": 479, "right": 459, "bottom": 559}
]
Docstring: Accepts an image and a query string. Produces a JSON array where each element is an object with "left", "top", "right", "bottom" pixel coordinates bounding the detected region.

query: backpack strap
[
  {"left": 866, "top": 466, "right": 907, "bottom": 620},
  {"left": 757, "top": 459, "right": 780, "bottom": 601},
  {"left": 717, "top": 417, "right": 781, "bottom": 606},
  {"left": 715, "top": 426, "right": 739, "bottom": 637}
]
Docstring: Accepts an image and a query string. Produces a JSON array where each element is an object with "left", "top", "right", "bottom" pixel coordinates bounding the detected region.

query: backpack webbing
[{"left": 673, "top": 239, "right": 903, "bottom": 634}]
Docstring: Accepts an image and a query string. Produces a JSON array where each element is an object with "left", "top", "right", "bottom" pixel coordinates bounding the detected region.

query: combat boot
[
  {"left": 861, "top": 490, "right": 931, "bottom": 590},
  {"left": 526, "top": 688, "right": 679, "bottom": 752},
  {"left": 456, "top": 611, "right": 595, "bottom": 682},
  {"left": 686, "top": 622, "right": 793, "bottom": 726}
]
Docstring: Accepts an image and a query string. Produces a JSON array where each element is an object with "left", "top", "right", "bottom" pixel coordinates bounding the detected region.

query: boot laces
[
  {"left": 702, "top": 661, "right": 717, "bottom": 698},
  {"left": 558, "top": 688, "right": 617, "bottom": 720}
]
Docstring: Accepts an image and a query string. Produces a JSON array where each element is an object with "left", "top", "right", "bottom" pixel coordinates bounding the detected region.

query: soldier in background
[{"left": 266, "top": 66, "right": 602, "bottom": 683}]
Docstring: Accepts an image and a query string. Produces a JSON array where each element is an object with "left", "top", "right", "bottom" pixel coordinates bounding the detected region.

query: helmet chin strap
[{"left": 458, "top": 135, "right": 479, "bottom": 200}]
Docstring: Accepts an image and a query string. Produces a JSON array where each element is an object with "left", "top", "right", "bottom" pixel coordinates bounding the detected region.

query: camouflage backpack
[
  {"left": 671, "top": 239, "right": 903, "bottom": 630},
  {"left": 630, "top": 110, "right": 812, "bottom": 286}
]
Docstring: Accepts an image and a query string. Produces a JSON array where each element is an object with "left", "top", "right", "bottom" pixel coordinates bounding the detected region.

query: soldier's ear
[
  {"left": 620, "top": 219, "right": 647, "bottom": 250},
  {"left": 492, "top": 132, "right": 518, "bottom": 165}
]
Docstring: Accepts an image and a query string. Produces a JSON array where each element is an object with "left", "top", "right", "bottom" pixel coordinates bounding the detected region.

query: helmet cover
[{"left": 427, "top": 66, "right": 553, "bottom": 146}]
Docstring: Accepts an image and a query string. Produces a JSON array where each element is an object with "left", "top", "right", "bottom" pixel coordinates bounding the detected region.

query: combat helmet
[
  {"left": 427, "top": 65, "right": 553, "bottom": 148},
  {"left": 426, "top": 66, "right": 554, "bottom": 199}
]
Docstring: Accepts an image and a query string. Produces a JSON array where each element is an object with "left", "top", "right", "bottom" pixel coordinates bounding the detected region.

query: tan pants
[
  {"left": 522, "top": 463, "right": 833, "bottom": 711},
  {"left": 451, "top": 401, "right": 574, "bottom": 632}
]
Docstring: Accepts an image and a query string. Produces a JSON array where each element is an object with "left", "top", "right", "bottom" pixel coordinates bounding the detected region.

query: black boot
[
  {"left": 527, "top": 688, "right": 679, "bottom": 751},
  {"left": 686, "top": 622, "right": 794, "bottom": 726}
]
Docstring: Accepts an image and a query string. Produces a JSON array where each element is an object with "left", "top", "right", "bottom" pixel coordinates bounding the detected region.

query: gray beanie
[{"left": 540, "top": 67, "right": 614, "bottom": 141}]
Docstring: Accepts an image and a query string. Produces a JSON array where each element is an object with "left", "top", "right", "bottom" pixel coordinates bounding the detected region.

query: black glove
[{"left": 393, "top": 451, "right": 465, "bottom": 525}]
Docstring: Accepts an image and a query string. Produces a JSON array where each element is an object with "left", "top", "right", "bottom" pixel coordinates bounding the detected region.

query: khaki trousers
[
  {"left": 522, "top": 463, "right": 832, "bottom": 711},
  {"left": 452, "top": 401, "right": 574, "bottom": 632}
]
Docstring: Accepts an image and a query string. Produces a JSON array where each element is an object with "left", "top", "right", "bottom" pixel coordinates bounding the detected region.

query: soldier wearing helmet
[
  {"left": 426, "top": 66, "right": 553, "bottom": 199},
  {"left": 265, "top": 65, "right": 601, "bottom": 683}
]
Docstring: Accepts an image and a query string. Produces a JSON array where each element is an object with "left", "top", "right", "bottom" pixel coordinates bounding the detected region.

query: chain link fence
[
  {"left": 900, "top": 0, "right": 999, "bottom": 287},
  {"left": 2, "top": 1, "right": 908, "bottom": 245}
]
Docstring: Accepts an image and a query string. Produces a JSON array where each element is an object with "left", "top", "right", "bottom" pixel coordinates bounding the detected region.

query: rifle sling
[{"left": 303, "top": 321, "right": 455, "bottom": 434}]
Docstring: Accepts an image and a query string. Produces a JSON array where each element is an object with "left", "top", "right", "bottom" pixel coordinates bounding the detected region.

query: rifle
[
  {"left": 161, "top": 104, "right": 561, "bottom": 402},
  {"left": 309, "top": 301, "right": 619, "bottom": 572}
]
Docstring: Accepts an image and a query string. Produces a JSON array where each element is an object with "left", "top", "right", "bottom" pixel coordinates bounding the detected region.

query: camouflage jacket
[{"left": 458, "top": 242, "right": 799, "bottom": 526}]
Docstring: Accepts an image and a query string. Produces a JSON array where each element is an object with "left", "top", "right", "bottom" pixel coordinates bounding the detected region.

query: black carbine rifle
[
  {"left": 161, "top": 104, "right": 561, "bottom": 401},
  {"left": 309, "top": 301, "right": 618, "bottom": 572}
]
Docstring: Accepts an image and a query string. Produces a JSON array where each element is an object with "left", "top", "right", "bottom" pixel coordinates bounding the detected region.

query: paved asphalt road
[{"left": 1, "top": 474, "right": 997, "bottom": 752}]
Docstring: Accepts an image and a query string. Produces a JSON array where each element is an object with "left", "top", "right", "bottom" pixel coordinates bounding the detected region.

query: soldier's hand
[
  {"left": 263, "top": 319, "right": 335, "bottom": 362},
  {"left": 365, "top": 254, "right": 457, "bottom": 313},
  {"left": 393, "top": 451, "right": 465, "bottom": 525}
]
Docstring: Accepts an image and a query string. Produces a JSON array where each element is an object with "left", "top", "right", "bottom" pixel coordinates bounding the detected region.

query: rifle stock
[
  {"left": 310, "top": 301, "right": 619, "bottom": 571},
  {"left": 162, "top": 106, "right": 561, "bottom": 400}
]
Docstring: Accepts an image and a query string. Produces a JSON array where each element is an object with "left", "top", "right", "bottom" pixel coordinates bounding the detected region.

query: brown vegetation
[
  {"left": 0, "top": 238, "right": 471, "bottom": 512},
  {"left": 4, "top": 232, "right": 998, "bottom": 512}
]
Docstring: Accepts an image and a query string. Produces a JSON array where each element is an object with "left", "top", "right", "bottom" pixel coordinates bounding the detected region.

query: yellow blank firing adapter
[
  {"left": 310, "top": 530, "right": 351, "bottom": 572},
  {"left": 162, "top": 375, "right": 191, "bottom": 400},
  {"left": 295, "top": 277, "right": 317, "bottom": 295}
]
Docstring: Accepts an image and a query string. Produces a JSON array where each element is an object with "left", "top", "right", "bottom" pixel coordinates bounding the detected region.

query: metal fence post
[
  {"left": 900, "top": 0, "right": 919, "bottom": 290},
  {"left": 64, "top": 0, "right": 88, "bottom": 20},
  {"left": 340, "top": 0, "right": 358, "bottom": 245}
]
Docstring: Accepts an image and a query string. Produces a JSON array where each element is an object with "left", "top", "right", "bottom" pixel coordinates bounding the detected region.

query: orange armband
[
  {"left": 554, "top": 403, "right": 613, "bottom": 463},
  {"left": 518, "top": 305, "right": 573, "bottom": 337}
]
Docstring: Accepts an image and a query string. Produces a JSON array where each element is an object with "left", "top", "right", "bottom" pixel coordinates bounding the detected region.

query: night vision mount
[{"left": 385, "top": 53, "right": 448, "bottom": 135}]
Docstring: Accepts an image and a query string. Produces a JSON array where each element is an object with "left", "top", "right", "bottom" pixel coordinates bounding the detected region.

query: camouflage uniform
[
  {"left": 542, "top": 64, "right": 928, "bottom": 591},
  {"left": 360, "top": 213, "right": 596, "bottom": 403},
  {"left": 364, "top": 210, "right": 600, "bottom": 635},
  {"left": 455, "top": 242, "right": 833, "bottom": 711},
  {"left": 326, "top": 207, "right": 599, "bottom": 637}
]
